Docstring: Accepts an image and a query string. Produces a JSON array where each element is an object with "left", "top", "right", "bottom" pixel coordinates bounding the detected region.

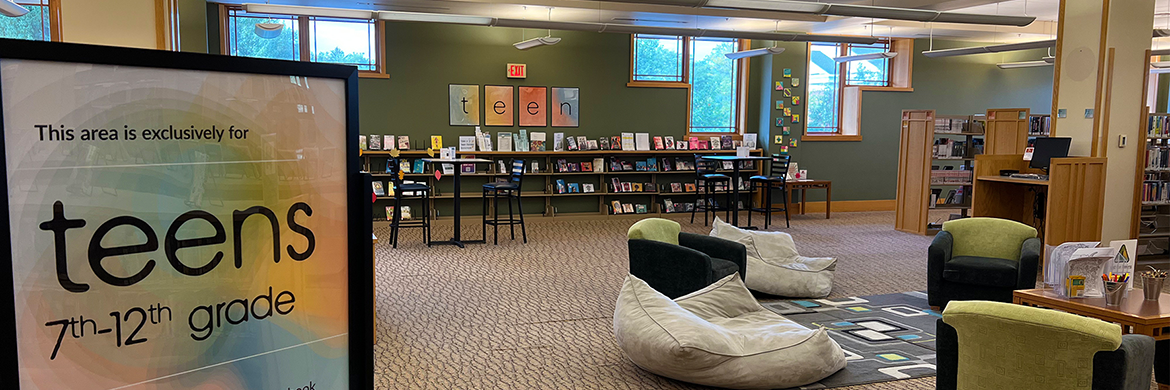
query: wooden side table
[
  {"left": 1013, "top": 288, "right": 1169, "bottom": 389},
  {"left": 784, "top": 180, "right": 832, "bottom": 219}
]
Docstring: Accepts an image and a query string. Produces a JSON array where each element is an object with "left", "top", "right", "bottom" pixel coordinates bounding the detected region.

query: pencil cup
[
  {"left": 1103, "top": 282, "right": 1125, "bottom": 306},
  {"left": 1142, "top": 276, "right": 1165, "bottom": 301}
]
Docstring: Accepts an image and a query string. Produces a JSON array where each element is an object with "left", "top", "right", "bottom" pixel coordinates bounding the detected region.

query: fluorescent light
[
  {"left": 1156, "top": 29, "right": 1170, "bottom": 38},
  {"left": 702, "top": 0, "right": 1034, "bottom": 26},
  {"left": 0, "top": 0, "right": 29, "bottom": 17},
  {"left": 1153, "top": 49, "right": 1170, "bottom": 56},
  {"left": 996, "top": 61, "right": 1052, "bottom": 69},
  {"left": 514, "top": 37, "right": 561, "bottom": 50},
  {"left": 378, "top": 11, "right": 493, "bottom": 25},
  {"left": 922, "top": 39, "right": 1055, "bottom": 58},
  {"left": 1043, "top": 56, "right": 1055, "bottom": 63},
  {"left": 725, "top": 47, "right": 785, "bottom": 59},
  {"left": 243, "top": 3, "right": 375, "bottom": 19},
  {"left": 1152, "top": 61, "right": 1170, "bottom": 68},
  {"left": 834, "top": 51, "right": 897, "bottom": 62},
  {"left": 254, "top": 23, "right": 284, "bottom": 39}
]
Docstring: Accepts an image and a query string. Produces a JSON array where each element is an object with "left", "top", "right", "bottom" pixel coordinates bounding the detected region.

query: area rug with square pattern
[{"left": 763, "top": 291, "right": 940, "bottom": 390}]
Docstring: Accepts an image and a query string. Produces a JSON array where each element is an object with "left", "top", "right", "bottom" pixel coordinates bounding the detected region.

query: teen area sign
[{"left": 0, "top": 39, "right": 372, "bottom": 389}]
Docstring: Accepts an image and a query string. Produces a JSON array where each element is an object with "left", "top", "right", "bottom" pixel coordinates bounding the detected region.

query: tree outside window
[
  {"left": 0, "top": 0, "right": 52, "bottom": 41},
  {"left": 224, "top": 7, "right": 383, "bottom": 76},
  {"left": 806, "top": 40, "right": 890, "bottom": 134},
  {"left": 631, "top": 34, "right": 743, "bottom": 134}
]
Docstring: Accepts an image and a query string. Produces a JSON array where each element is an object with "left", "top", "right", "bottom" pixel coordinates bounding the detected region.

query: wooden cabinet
[
  {"left": 984, "top": 108, "right": 1031, "bottom": 155},
  {"left": 971, "top": 154, "right": 1106, "bottom": 247}
]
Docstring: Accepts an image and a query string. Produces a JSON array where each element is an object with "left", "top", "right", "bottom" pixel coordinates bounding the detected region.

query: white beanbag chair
[
  {"left": 710, "top": 218, "right": 837, "bottom": 298},
  {"left": 613, "top": 273, "right": 846, "bottom": 390}
]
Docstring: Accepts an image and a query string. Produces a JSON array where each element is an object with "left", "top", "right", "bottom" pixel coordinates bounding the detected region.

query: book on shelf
[
  {"left": 461, "top": 154, "right": 476, "bottom": 173},
  {"left": 385, "top": 206, "right": 395, "bottom": 221},
  {"left": 611, "top": 200, "right": 623, "bottom": 214},
  {"left": 611, "top": 135, "right": 623, "bottom": 150},
  {"left": 685, "top": 183, "right": 697, "bottom": 192},
  {"left": 480, "top": 130, "right": 493, "bottom": 151},
  {"left": 531, "top": 132, "right": 546, "bottom": 151},
  {"left": 384, "top": 135, "right": 395, "bottom": 150},
  {"left": 664, "top": 136, "right": 675, "bottom": 150},
  {"left": 398, "top": 136, "right": 411, "bottom": 150},
  {"left": 623, "top": 204, "right": 635, "bottom": 214},
  {"left": 566, "top": 135, "right": 579, "bottom": 151},
  {"left": 372, "top": 181, "right": 385, "bottom": 196},
  {"left": 592, "top": 158, "right": 605, "bottom": 172},
  {"left": 632, "top": 183, "right": 643, "bottom": 192},
  {"left": 677, "top": 140, "right": 689, "bottom": 150},
  {"left": 359, "top": 135, "right": 367, "bottom": 151},
  {"left": 645, "top": 183, "right": 658, "bottom": 192},
  {"left": 653, "top": 136, "right": 664, "bottom": 150},
  {"left": 369, "top": 134, "right": 383, "bottom": 150},
  {"left": 622, "top": 182, "right": 632, "bottom": 192},
  {"left": 460, "top": 135, "right": 477, "bottom": 152},
  {"left": 497, "top": 132, "right": 513, "bottom": 152},
  {"left": 635, "top": 204, "right": 648, "bottom": 214},
  {"left": 663, "top": 199, "right": 674, "bottom": 211},
  {"left": 635, "top": 133, "right": 650, "bottom": 151},
  {"left": 721, "top": 135, "right": 733, "bottom": 150},
  {"left": 611, "top": 178, "right": 621, "bottom": 192},
  {"left": 599, "top": 137, "right": 610, "bottom": 150},
  {"left": 555, "top": 179, "right": 567, "bottom": 194},
  {"left": 576, "top": 136, "right": 588, "bottom": 150},
  {"left": 430, "top": 135, "right": 442, "bottom": 149},
  {"left": 647, "top": 157, "right": 658, "bottom": 171},
  {"left": 580, "top": 161, "right": 593, "bottom": 172},
  {"left": 400, "top": 206, "right": 412, "bottom": 220},
  {"left": 413, "top": 159, "right": 426, "bottom": 173},
  {"left": 742, "top": 133, "right": 757, "bottom": 149},
  {"left": 530, "top": 160, "right": 539, "bottom": 173},
  {"left": 1150, "top": 115, "right": 1170, "bottom": 137},
  {"left": 516, "top": 129, "right": 528, "bottom": 151},
  {"left": 553, "top": 132, "right": 565, "bottom": 151},
  {"left": 709, "top": 136, "right": 721, "bottom": 150},
  {"left": 568, "top": 183, "right": 580, "bottom": 193},
  {"left": 688, "top": 137, "right": 699, "bottom": 150},
  {"left": 635, "top": 161, "right": 647, "bottom": 171},
  {"left": 671, "top": 182, "right": 683, "bottom": 193},
  {"left": 497, "top": 160, "right": 507, "bottom": 174},
  {"left": 441, "top": 163, "right": 454, "bottom": 175},
  {"left": 399, "top": 160, "right": 411, "bottom": 174},
  {"left": 586, "top": 139, "right": 598, "bottom": 150},
  {"left": 583, "top": 183, "right": 595, "bottom": 193},
  {"left": 620, "top": 160, "right": 634, "bottom": 171}
]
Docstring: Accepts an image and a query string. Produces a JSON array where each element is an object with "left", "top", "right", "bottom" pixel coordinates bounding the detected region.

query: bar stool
[
  {"left": 748, "top": 154, "right": 791, "bottom": 229},
  {"left": 690, "top": 154, "right": 731, "bottom": 226},
  {"left": 482, "top": 159, "right": 527, "bottom": 244},
  {"left": 387, "top": 157, "right": 431, "bottom": 248}
]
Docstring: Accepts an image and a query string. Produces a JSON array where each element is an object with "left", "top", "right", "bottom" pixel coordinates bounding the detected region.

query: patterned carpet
[{"left": 374, "top": 211, "right": 940, "bottom": 390}]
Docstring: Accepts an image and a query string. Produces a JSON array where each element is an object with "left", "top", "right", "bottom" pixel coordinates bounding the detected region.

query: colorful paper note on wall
[
  {"left": 484, "top": 85, "right": 514, "bottom": 126},
  {"left": 791, "top": 77, "right": 799, "bottom": 87},
  {"left": 776, "top": 117, "right": 784, "bottom": 127},
  {"left": 792, "top": 114, "right": 801, "bottom": 123},
  {"left": 449, "top": 84, "right": 480, "bottom": 126},
  {"left": 792, "top": 96, "right": 800, "bottom": 105},
  {"left": 783, "top": 89, "right": 792, "bottom": 98},
  {"left": 774, "top": 135, "right": 784, "bottom": 145},
  {"left": 790, "top": 138, "right": 798, "bottom": 147},
  {"left": 783, "top": 127, "right": 791, "bottom": 135},
  {"left": 776, "top": 101, "right": 784, "bottom": 110},
  {"left": 784, "top": 108, "right": 792, "bottom": 117},
  {"left": 780, "top": 145, "right": 789, "bottom": 154},
  {"left": 775, "top": 81, "right": 784, "bottom": 91},
  {"left": 783, "top": 68, "right": 792, "bottom": 78}
]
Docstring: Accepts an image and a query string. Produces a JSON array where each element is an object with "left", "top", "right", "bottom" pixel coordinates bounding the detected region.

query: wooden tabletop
[
  {"left": 1013, "top": 288, "right": 1170, "bottom": 321},
  {"left": 976, "top": 175, "right": 1050, "bottom": 186}
]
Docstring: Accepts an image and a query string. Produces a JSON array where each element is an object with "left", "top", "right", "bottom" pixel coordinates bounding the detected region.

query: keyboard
[{"left": 1009, "top": 173, "right": 1048, "bottom": 180}]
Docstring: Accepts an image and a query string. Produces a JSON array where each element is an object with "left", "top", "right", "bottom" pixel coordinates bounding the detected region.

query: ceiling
[{"left": 217, "top": 0, "right": 1170, "bottom": 44}]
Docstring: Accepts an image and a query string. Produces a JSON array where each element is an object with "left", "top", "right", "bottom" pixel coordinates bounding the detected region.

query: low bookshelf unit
[{"left": 896, "top": 110, "right": 984, "bottom": 235}]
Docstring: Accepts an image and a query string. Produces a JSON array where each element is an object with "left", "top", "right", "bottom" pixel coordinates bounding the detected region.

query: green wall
[
  {"left": 748, "top": 39, "right": 1054, "bottom": 202},
  {"left": 361, "top": 22, "right": 689, "bottom": 143},
  {"left": 177, "top": 0, "right": 207, "bottom": 53}
]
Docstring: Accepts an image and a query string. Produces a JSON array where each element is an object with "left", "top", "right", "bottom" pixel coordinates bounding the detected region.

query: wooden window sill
[
  {"left": 359, "top": 71, "right": 389, "bottom": 79},
  {"left": 627, "top": 81, "right": 689, "bottom": 89},
  {"left": 854, "top": 86, "right": 913, "bottom": 92},
  {"left": 802, "top": 135, "right": 862, "bottom": 142}
]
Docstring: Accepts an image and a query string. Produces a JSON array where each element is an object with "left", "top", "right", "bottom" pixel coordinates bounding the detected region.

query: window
[
  {"left": 0, "top": 0, "right": 56, "bottom": 41},
  {"left": 806, "top": 40, "right": 892, "bottom": 135},
  {"left": 223, "top": 6, "right": 385, "bottom": 77},
  {"left": 689, "top": 37, "right": 741, "bottom": 133},
  {"left": 630, "top": 35, "right": 746, "bottom": 134}
]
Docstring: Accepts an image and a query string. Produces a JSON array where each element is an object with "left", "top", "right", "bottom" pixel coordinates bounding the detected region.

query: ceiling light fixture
[
  {"left": 243, "top": 3, "right": 376, "bottom": 19},
  {"left": 0, "top": 0, "right": 29, "bottom": 17},
  {"left": 514, "top": 36, "right": 561, "bottom": 50},
  {"left": 1042, "top": 56, "right": 1055, "bottom": 63},
  {"left": 1152, "top": 61, "right": 1170, "bottom": 68},
  {"left": 1154, "top": 49, "right": 1170, "bottom": 56},
  {"left": 1155, "top": 29, "right": 1170, "bottom": 38},
  {"left": 725, "top": 46, "right": 785, "bottom": 59},
  {"left": 834, "top": 51, "right": 897, "bottom": 63},
  {"left": 594, "top": 0, "right": 1034, "bottom": 26},
  {"left": 922, "top": 39, "right": 1055, "bottom": 58},
  {"left": 377, "top": 11, "right": 493, "bottom": 25},
  {"left": 996, "top": 60, "right": 1052, "bottom": 69},
  {"left": 254, "top": 23, "right": 284, "bottom": 39}
]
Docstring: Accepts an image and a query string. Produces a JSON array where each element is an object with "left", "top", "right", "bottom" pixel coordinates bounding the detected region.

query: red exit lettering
[{"left": 507, "top": 63, "right": 526, "bottom": 79}]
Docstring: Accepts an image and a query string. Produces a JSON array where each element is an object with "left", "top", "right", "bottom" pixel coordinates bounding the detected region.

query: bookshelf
[
  {"left": 1027, "top": 114, "right": 1052, "bottom": 138},
  {"left": 360, "top": 149, "right": 765, "bottom": 222},
  {"left": 984, "top": 108, "right": 1031, "bottom": 155},
  {"left": 1136, "top": 112, "right": 1170, "bottom": 266},
  {"left": 896, "top": 110, "right": 983, "bottom": 235}
]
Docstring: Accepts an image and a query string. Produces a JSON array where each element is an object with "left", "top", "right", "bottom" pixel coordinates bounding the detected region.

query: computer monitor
[{"left": 1028, "top": 137, "right": 1072, "bottom": 170}]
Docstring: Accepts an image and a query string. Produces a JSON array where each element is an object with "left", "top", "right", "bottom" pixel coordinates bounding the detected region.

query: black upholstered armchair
[
  {"left": 627, "top": 218, "right": 747, "bottom": 299},
  {"left": 927, "top": 217, "right": 1041, "bottom": 309}
]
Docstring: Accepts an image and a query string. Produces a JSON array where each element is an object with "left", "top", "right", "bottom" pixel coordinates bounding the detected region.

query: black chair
[
  {"left": 482, "top": 159, "right": 527, "bottom": 244},
  {"left": 747, "top": 154, "right": 791, "bottom": 229},
  {"left": 387, "top": 157, "right": 431, "bottom": 248},
  {"left": 690, "top": 154, "right": 731, "bottom": 226}
]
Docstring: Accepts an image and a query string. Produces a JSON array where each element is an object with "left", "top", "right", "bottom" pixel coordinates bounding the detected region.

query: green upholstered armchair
[
  {"left": 935, "top": 301, "right": 1155, "bottom": 390},
  {"left": 627, "top": 218, "right": 747, "bottom": 299},
  {"left": 927, "top": 217, "right": 1041, "bottom": 309}
]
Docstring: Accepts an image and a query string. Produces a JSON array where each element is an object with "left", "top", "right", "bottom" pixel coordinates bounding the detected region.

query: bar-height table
[
  {"left": 698, "top": 155, "right": 771, "bottom": 228},
  {"left": 423, "top": 157, "right": 491, "bottom": 248}
]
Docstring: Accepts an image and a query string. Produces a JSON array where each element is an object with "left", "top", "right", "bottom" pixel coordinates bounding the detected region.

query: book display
[
  {"left": 359, "top": 147, "right": 763, "bottom": 220},
  {"left": 1136, "top": 112, "right": 1170, "bottom": 267}
]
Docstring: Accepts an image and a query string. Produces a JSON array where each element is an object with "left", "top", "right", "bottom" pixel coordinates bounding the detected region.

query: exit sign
[{"left": 507, "top": 63, "right": 526, "bottom": 78}]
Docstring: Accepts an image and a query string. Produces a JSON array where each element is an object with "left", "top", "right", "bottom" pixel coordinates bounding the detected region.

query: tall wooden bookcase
[
  {"left": 896, "top": 110, "right": 983, "bottom": 235},
  {"left": 1136, "top": 112, "right": 1170, "bottom": 267},
  {"left": 985, "top": 108, "right": 1031, "bottom": 155}
]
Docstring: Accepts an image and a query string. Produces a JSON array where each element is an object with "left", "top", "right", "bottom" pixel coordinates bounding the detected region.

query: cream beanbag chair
[
  {"left": 613, "top": 274, "right": 846, "bottom": 390},
  {"left": 710, "top": 218, "right": 836, "bottom": 298}
]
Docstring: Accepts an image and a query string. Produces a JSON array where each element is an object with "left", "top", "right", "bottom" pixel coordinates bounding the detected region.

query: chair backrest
[
  {"left": 942, "top": 217, "right": 1037, "bottom": 260},
  {"left": 942, "top": 301, "right": 1120, "bottom": 390},
  {"left": 694, "top": 154, "right": 719, "bottom": 176},
  {"left": 387, "top": 157, "right": 403, "bottom": 187},
  {"left": 508, "top": 159, "right": 525, "bottom": 184},
  {"left": 767, "top": 154, "right": 791, "bottom": 178},
  {"left": 627, "top": 218, "right": 681, "bottom": 245}
]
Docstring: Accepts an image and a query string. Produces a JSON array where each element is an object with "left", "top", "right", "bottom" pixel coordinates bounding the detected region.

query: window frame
[
  {"left": 0, "top": 0, "right": 61, "bottom": 42},
  {"left": 628, "top": 35, "right": 750, "bottom": 137},
  {"left": 219, "top": 5, "right": 386, "bottom": 79},
  {"left": 803, "top": 38, "right": 912, "bottom": 142}
]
